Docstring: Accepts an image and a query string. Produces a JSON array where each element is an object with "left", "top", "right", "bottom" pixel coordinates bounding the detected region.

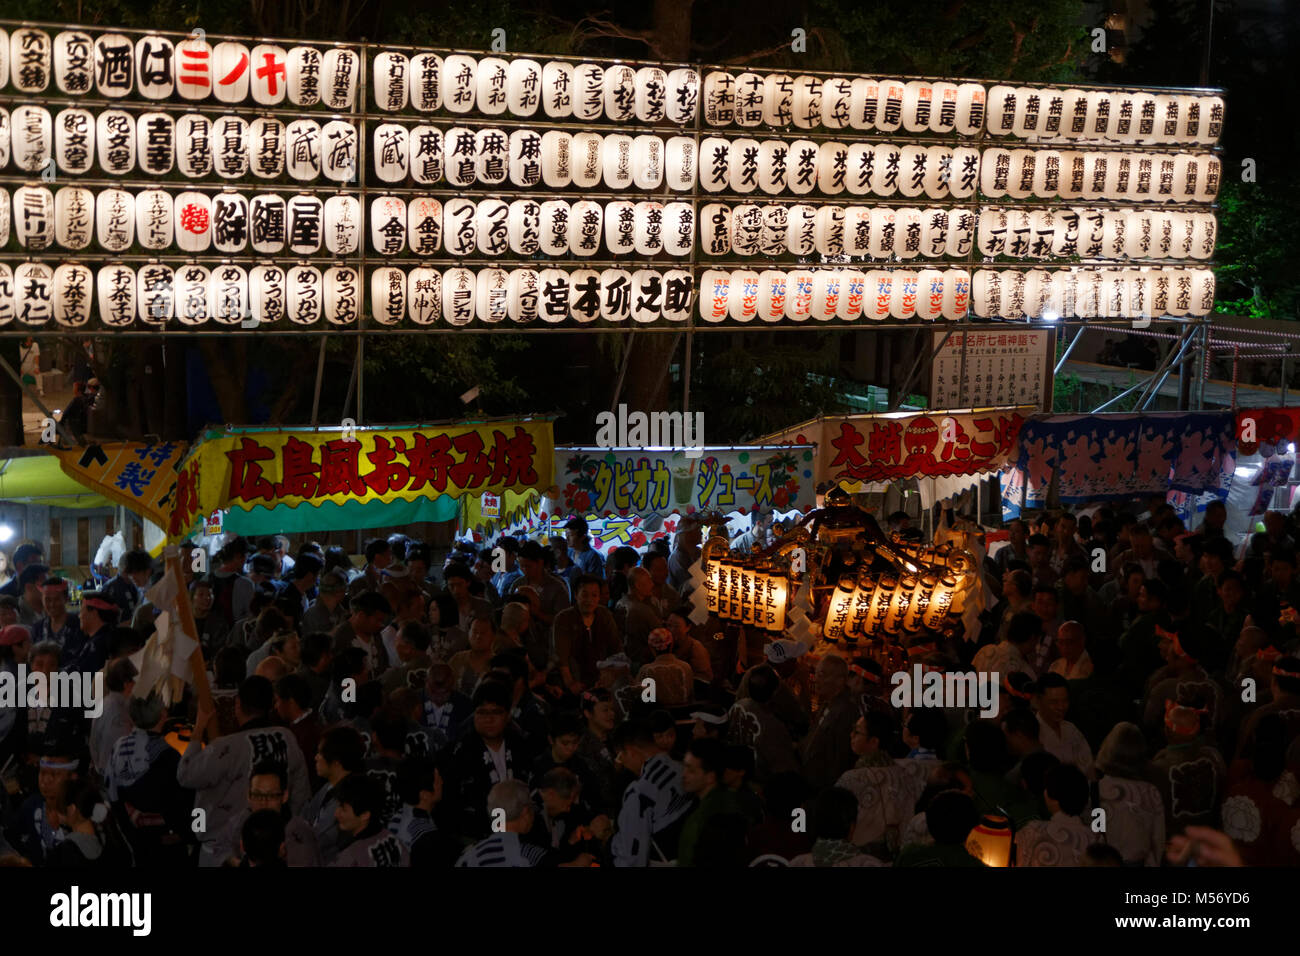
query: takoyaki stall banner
[
  {"left": 167, "top": 420, "right": 553, "bottom": 539},
  {"left": 762, "top": 407, "right": 1032, "bottom": 489}
]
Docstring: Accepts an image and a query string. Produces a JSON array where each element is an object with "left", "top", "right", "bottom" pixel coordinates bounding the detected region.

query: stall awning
[{"left": 0, "top": 456, "right": 112, "bottom": 509}]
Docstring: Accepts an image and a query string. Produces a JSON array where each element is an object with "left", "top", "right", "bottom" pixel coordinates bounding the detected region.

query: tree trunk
[{"left": 198, "top": 339, "right": 249, "bottom": 425}]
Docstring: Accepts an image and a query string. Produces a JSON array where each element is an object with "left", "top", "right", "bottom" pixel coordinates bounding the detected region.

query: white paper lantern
[
  {"left": 1191, "top": 213, "right": 1216, "bottom": 261},
  {"left": 1006, "top": 86, "right": 1039, "bottom": 139},
  {"left": 786, "top": 269, "right": 815, "bottom": 321},
  {"left": 574, "top": 63, "right": 605, "bottom": 121},
  {"left": 913, "top": 269, "right": 943, "bottom": 321},
  {"left": 322, "top": 266, "right": 360, "bottom": 326},
  {"left": 1090, "top": 90, "right": 1117, "bottom": 141},
  {"left": 786, "top": 204, "right": 817, "bottom": 257},
  {"left": 207, "top": 42, "right": 248, "bottom": 104},
  {"left": 370, "top": 266, "right": 406, "bottom": 326},
  {"left": 251, "top": 193, "right": 287, "bottom": 254},
  {"left": 663, "top": 136, "right": 696, "bottom": 192},
  {"left": 406, "top": 125, "right": 444, "bottom": 185},
  {"left": 0, "top": 30, "right": 8, "bottom": 92},
  {"left": 944, "top": 146, "right": 977, "bottom": 200},
  {"left": 321, "top": 47, "right": 359, "bottom": 110},
  {"left": 1056, "top": 89, "right": 1087, "bottom": 139},
  {"left": 1074, "top": 206, "right": 1105, "bottom": 259},
  {"left": 661, "top": 270, "right": 693, "bottom": 322},
  {"left": 407, "top": 52, "right": 442, "bottom": 112},
  {"left": 894, "top": 144, "right": 926, "bottom": 199},
  {"left": 441, "top": 54, "right": 477, "bottom": 114},
  {"left": 507, "top": 58, "right": 542, "bottom": 117},
  {"left": 477, "top": 57, "right": 509, "bottom": 116},
  {"left": 1056, "top": 152, "right": 1087, "bottom": 200},
  {"left": 666, "top": 68, "right": 700, "bottom": 124},
  {"left": 283, "top": 119, "right": 321, "bottom": 181},
  {"left": 598, "top": 269, "right": 632, "bottom": 322},
  {"left": 598, "top": 200, "right": 632, "bottom": 256},
  {"left": 408, "top": 267, "right": 443, "bottom": 325},
  {"left": 91, "top": 188, "right": 132, "bottom": 252},
  {"left": 977, "top": 208, "right": 1007, "bottom": 258},
  {"left": 836, "top": 269, "right": 866, "bottom": 321},
  {"left": 406, "top": 196, "right": 442, "bottom": 256},
  {"left": 866, "top": 207, "right": 895, "bottom": 259},
  {"left": 536, "top": 269, "right": 569, "bottom": 324},
  {"left": 286, "top": 194, "right": 324, "bottom": 255},
  {"left": 1153, "top": 94, "right": 1182, "bottom": 144},
  {"left": 602, "top": 134, "right": 634, "bottom": 190},
  {"left": 0, "top": 108, "right": 8, "bottom": 168},
  {"left": 889, "top": 270, "right": 918, "bottom": 319},
  {"left": 699, "top": 136, "right": 731, "bottom": 193},
  {"left": 923, "top": 146, "right": 953, "bottom": 199},
  {"left": 137, "top": 263, "right": 175, "bottom": 324},
  {"left": 634, "top": 201, "right": 665, "bottom": 257},
  {"left": 175, "top": 37, "right": 213, "bottom": 100},
  {"left": 757, "top": 140, "right": 789, "bottom": 195},
  {"left": 811, "top": 271, "right": 843, "bottom": 322},
  {"left": 759, "top": 204, "right": 787, "bottom": 257},
  {"left": 986, "top": 85, "right": 1017, "bottom": 136},
  {"left": 566, "top": 268, "right": 600, "bottom": 323},
  {"left": 11, "top": 105, "right": 52, "bottom": 172},
  {"left": 48, "top": 263, "right": 91, "bottom": 328},
  {"left": 51, "top": 108, "right": 91, "bottom": 175},
  {"left": 844, "top": 144, "right": 874, "bottom": 196},
  {"left": 950, "top": 83, "right": 984, "bottom": 136},
  {"left": 1004, "top": 149, "right": 1034, "bottom": 200},
  {"left": 173, "top": 264, "right": 209, "bottom": 325},
  {"left": 726, "top": 269, "right": 759, "bottom": 321},
  {"left": 661, "top": 202, "right": 694, "bottom": 257},
  {"left": 704, "top": 71, "right": 737, "bottom": 126},
  {"left": 90, "top": 33, "right": 135, "bottom": 99},
  {"left": 12, "top": 261, "right": 53, "bottom": 326},
  {"left": 896, "top": 80, "right": 930, "bottom": 133},
  {"left": 54, "top": 31, "right": 94, "bottom": 96},
  {"left": 816, "top": 206, "right": 846, "bottom": 257},
  {"left": 53, "top": 185, "right": 92, "bottom": 250},
  {"left": 787, "top": 140, "right": 819, "bottom": 196},
  {"left": 1021, "top": 268, "right": 1052, "bottom": 318},
  {"left": 211, "top": 192, "right": 248, "bottom": 254},
  {"left": 540, "top": 130, "right": 573, "bottom": 188},
  {"left": 1189, "top": 268, "right": 1215, "bottom": 316},
  {"left": 1106, "top": 91, "right": 1136, "bottom": 142},
  {"left": 755, "top": 271, "right": 786, "bottom": 322},
  {"left": 474, "top": 127, "right": 508, "bottom": 185},
  {"left": 766, "top": 74, "right": 797, "bottom": 127},
  {"left": 473, "top": 267, "right": 509, "bottom": 324},
  {"left": 843, "top": 207, "right": 872, "bottom": 257},
  {"left": 971, "top": 270, "right": 1000, "bottom": 318},
  {"left": 210, "top": 115, "right": 248, "bottom": 179},
  {"left": 978, "top": 147, "right": 1011, "bottom": 198},
  {"left": 1132, "top": 93, "right": 1159, "bottom": 141},
  {"left": 730, "top": 203, "right": 763, "bottom": 257},
  {"left": 818, "top": 141, "right": 849, "bottom": 196},
  {"left": 735, "top": 72, "right": 767, "bottom": 127},
  {"left": 207, "top": 264, "right": 248, "bottom": 326},
  {"left": 790, "top": 75, "right": 822, "bottom": 130},
  {"left": 821, "top": 78, "right": 853, "bottom": 130},
  {"left": 916, "top": 207, "right": 948, "bottom": 258},
  {"left": 628, "top": 270, "right": 664, "bottom": 324},
  {"left": 366, "top": 124, "right": 408, "bottom": 186},
  {"left": 571, "top": 132, "right": 604, "bottom": 189},
  {"left": 443, "top": 267, "right": 477, "bottom": 325},
  {"left": 11, "top": 28, "right": 50, "bottom": 94},
  {"left": 1000, "top": 269, "right": 1027, "bottom": 320},
  {"left": 502, "top": 268, "right": 537, "bottom": 325},
  {"left": 240, "top": 43, "right": 286, "bottom": 106},
  {"left": 892, "top": 207, "right": 923, "bottom": 260},
  {"left": 862, "top": 271, "right": 891, "bottom": 321},
  {"left": 635, "top": 67, "right": 668, "bottom": 123},
  {"left": 630, "top": 134, "right": 664, "bottom": 191},
  {"left": 570, "top": 199, "right": 604, "bottom": 257},
  {"left": 1197, "top": 96, "right": 1224, "bottom": 145},
  {"left": 1170, "top": 153, "right": 1199, "bottom": 203},
  {"left": 443, "top": 198, "right": 478, "bottom": 257},
  {"left": 247, "top": 117, "right": 283, "bottom": 179},
  {"left": 700, "top": 270, "right": 731, "bottom": 323},
  {"left": 504, "top": 199, "right": 539, "bottom": 256},
  {"left": 700, "top": 203, "right": 732, "bottom": 256},
  {"left": 478, "top": 196, "right": 512, "bottom": 256},
  {"left": 542, "top": 61, "right": 574, "bottom": 119},
  {"left": 537, "top": 200, "right": 570, "bottom": 257},
  {"left": 944, "top": 208, "right": 975, "bottom": 258},
  {"left": 937, "top": 269, "right": 968, "bottom": 321},
  {"left": 286, "top": 265, "right": 322, "bottom": 325},
  {"left": 602, "top": 65, "right": 636, "bottom": 121},
  {"left": 128, "top": 112, "right": 172, "bottom": 177},
  {"left": 321, "top": 120, "right": 358, "bottom": 183},
  {"left": 1195, "top": 154, "right": 1221, "bottom": 203},
  {"left": 287, "top": 46, "right": 323, "bottom": 107},
  {"left": 873, "top": 144, "right": 902, "bottom": 197},
  {"left": 373, "top": 51, "right": 408, "bottom": 112},
  {"left": 95, "top": 264, "right": 134, "bottom": 328},
  {"left": 1025, "top": 209, "right": 1057, "bottom": 260}
]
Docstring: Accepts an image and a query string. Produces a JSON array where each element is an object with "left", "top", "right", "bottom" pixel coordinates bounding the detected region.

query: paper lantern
[
  {"left": 662, "top": 202, "right": 694, "bottom": 257},
  {"left": 13, "top": 261, "right": 52, "bottom": 326},
  {"left": 11, "top": 28, "right": 51, "bottom": 93},
  {"left": 913, "top": 269, "right": 944, "bottom": 322},
  {"left": 786, "top": 204, "right": 817, "bottom": 257},
  {"left": 564, "top": 269, "right": 599, "bottom": 323},
  {"left": 1150, "top": 211, "right": 1177, "bottom": 258},
  {"left": 1162, "top": 268, "right": 1189, "bottom": 317},
  {"left": 1055, "top": 152, "right": 1086, "bottom": 200},
  {"left": 95, "top": 264, "right": 134, "bottom": 328},
  {"left": 1195, "top": 154, "right": 1221, "bottom": 203},
  {"left": 1006, "top": 85, "right": 1039, "bottom": 139},
  {"left": 720, "top": 136, "right": 758, "bottom": 194},
  {"left": 287, "top": 46, "right": 323, "bottom": 107},
  {"left": 1190, "top": 213, "right": 1216, "bottom": 261},
  {"left": 136, "top": 263, "right": 175, "bottom": 324},
  {"left": 813, "top": 271, "right": 844, "bottom": 322},
  {"left": 397, "top": 126, "right": 440, "bottom": 186},
  {"left": 752, "top": 271, "right": 783, "bottom": 323},
  {"left": 596, "top": 199, "right": 632, "bottom": 256},
  {"left": 1171, "top": 153, "right": 1199, "bottom": 203},
  {"left": 1005, "top": 149, "right": 1035, "bottom": 200},
  {"left": 967, "top": 815, "right": 1012, "bottom": 867},
  {"left": 700, "top": 270, "right": 731, "bottom": 323},
  {"left": 888, "top": 270, "right": 918, "bottom": 319},
  {"left": 1000, "top": 269, "right": 1027, "bottom": 320},
  {"left": 920, "top": 146, "right": 952, "bottom": 200},
  {"left": 473, "top": 57, "right": 507, "bottom": 116},
  {"left": 53, "top": 185, "right": 93, "bottom": 250},
  {"left": 317, "top": 266, "right": 359, "bottom": 327},
  {"left": 1042, "top": 90, "right": 1072, "bottom": 137},
  {"left": 366, "top": 123, "right": 408, "bottom": 184},
  {"left": 918, "top": 207, "right": 950, "bottom": 258},
  {"left": 977, "top": 208, "right": 1007, "bottom": 258},
  {"left": 1079, "top": 268, "right": 1105, "bottom": 317},
  {"left": 634, "top": 201, "right": 665, "bottom": 257},
  {"left": 0, "top": 108, "right": 8, "bottom": 168},
  {"left": 731, "top": 203, "right": 763, "bottom": 257},
  {"left": 1075, "top": 207, "right": 1105, "bottom": 259},
  {"left": 570, "top": 199, "right": 604, "bottom": 257},
  {"left": 818, "top": 141, "right": 849, "bottom": 196},
  {"left": 943, "top": 269, "right": 971, "bottom": 321},
  {"left": 406, "top": 196, "right": 442, "bottom": 256},
  {"left": 207, "top": 264, "right": 248, "bottom": 326},
  {"left": 442, "top": 267, "right": 474, "bottom": 324},
  {"left": 1081, "top": 152, "right": 1110, "bottom": 201},
  {"left": 408, "top": 267, "right": 443, "bottom": 325},
  {"left": 479, "top": 267, "right": 512, "bottom": 324},
  {"left": 865, "top": 79, "right": 901, "bottom": 134},
  {"left": 536, "top": 269, "right": 568, "bottom": 324},
  {"left": 439, "top": 54, "right": 477, "bottom": 114},
  {"left": 699, "top": 136, "right": 731, "bottom": 193},
  {"left": 573, "top": 63, "right": 605, "bottom": 121},
  {"left": 873, "top": 144, "right": 902, "bottom": 198},
  {"left": 785, "top": 140, "right": 817, "bottom": 196},
  {"left": 172, "top": 264, "right": 209, "bottom": 325},
  {"left": 725, "top": 269, "right": 758, "bottom": 322},
  {"left": 282, "top": 265, "right": 320, "bottom": 325},
  {"left": 212, "top": 192, "right": 249, "bottom": 254},
  {"left": 661, "top": 270, "right": 693, "bottom": 323},
  {"left": 786, "top": 269, "right": 815, "bottom": 321},
  {"left": 54, "top": 31, "right": 93, "bottom": 96},
  {"left": 1059, "top": 88, "right": 1089, "bottom": 139},
  {"left": 503, "top": 199, "right": 539, "bottom": 256},
  {"left": 361, "top": 267, "right": 401, "bottom": 327},
  {"left": 1152, "top": 94, "right": 1181, "bottom": 144},
  {"left": 757, "top": 140, "right": 789, "bottom": 195},
  {"left": 755, "top": 73, "right": 793, "bottom": 127},
  {"left": 91, "top": 188, "right": 132, "bottom": 252},
  {"left": 892, "top": 207, "right": 923, "bottom": 260},
  {"left": 1189, "top": 269, "right": 1215, "bottom": 316},
  {"left": 703, "top": 71, "right": 736, "bottom": 126},
  {"left": 251, "top": 263, "right": 290, "bottom": 323},
  {"left": 662, "top": 135, "right": 696, "bottom": 192},
  {"left": 599, "top": 64, "right": 635, "bottom": 122},
  {"left": 598, "top": 268, "right": 633, "bottom": 322},
  {"left": 90, "top": 33, "right": 136, "bottom": 99},
  {"left": 410, "top": 52, "right": 447, "bottom": 113},
  {"left": 533, "top": 129, "right": 568, "bottom": 188},
  {"left": 1197, "top": 95, "right": 1224, "bottom": 145},
  {"left": 206, "top": 41, "right": 251, "bottom": 104},
  {"left": 943, "top": 209, "right": 973, "bottom": 258},
  {"left": 325, "top": 47, "right": 363, "bottom": 110},
  {"left": 171, "top": 35, "right": 209, "bottom": 101},
  {"left": 536, "top": 199, "right": 569, "bottom": 257},
  {"left": 0, "top": 31, "right": 9, "bottom": 92},
  {"left": 948, "top": 82, "right": 983, "bottom": 136},
  {"left": 1131, "top": 92, "right": 1158, "bottom": 141},
  {"left": 978, "top": 147, "right": 1011, "bottom": 198},
  {"left": 211, "top": 115, "right": 248, "bottom": 179},
  {"left": 1096, "top": 269, "right": 1124, "bottom": 319},
  {"left": 811, "top": 77, "right": 850, "bottom": 130},
  {"left": 666, "top": 67, "right": 700, "bottom": 124},
  {"left": 972, "top": 270, "right": 1001, "bottom": 318},
  {"left": 49, "top": 263, "right": 91, "bottom": 328},
  {"left": 283, "top": 119, "right": 320, "bottom": 181},
  {"left": 816, "top": 206, "right": 846, "bottom": 258},
  {"left": 286, "top": 194, "right": 324, "bottom": 255},
  {"left": 986, "top": 85, "right": 1017, "bottom": 135},
  {"left": 695, "top": 203, "right": 730, "bottom": 257},
  {"left": 784, "top": 74, "right": 818, "bottom": 130},
  {"left": 759, "top": 204, "right": 788, "bottom": 257},
  {"left": 370, "top": 51, "right": 407, "bottom": 112},
  {"left": 1090, "top": 90, "right": 1117, "bottom": 140},
  {"left": 1173, "top": 211, "right": 1197, "bottom": 259},
  {"left": 1020, "top": 269, "right": 1051, "bottom": 319},
  {"left": 943, "top": 146, "right": 976, "bottom": 200},
  {"left": 51, "top": 109, "right": 91, "bottom": 175},
  {"left": 1023, "top": 209, "right": 1055, "bottom": 260},
  {"left": 723, "top": 71, "right": 760, "bottom": 128},
  {"left": 1145, "top": 267, "right": 1170, "bottom": 317},
  {"left": 866, "top": 208, "right": 896, "bottom": 260},
  {"left": 527, "top": 60, "right": 571, "bottom": 120},
  {"left": 631, "top": 270, "right": 665, "bottom": 323},
  {"left": 572, "top": 131, "right": 604, "bottom": 189},
  {"left": 248, "top": 117, "right": 284, "bottom": 179},
  {"left": 10, "top": 105, "right": 51, "bottom": 173},
  {"left": 892, "top": 144, "right": 925, "bottom": 199},
  {"left": 472, "top": 127, "right": 508, "bottom": 186},
  {"left": 895, "top": 80, "right": 930, "bottom": 133},
  {"left": 843, "top": 206, "right": 872, "bottom": 257},
  {"left": 321, "top": 120, "right": 358, "bottom": 183},
  {"left": 833, "top": 269, "right": 864, "bottom": 321},
  {"left": 430, "top": 125, "right": 471, "bottom": 187},
  {"left": 476, "top": 198, "right": 510, "bottom": 256},
  {"left": 842, "top": 143, "right": 873, "bottom": 196},
  {"left": 602, "top": 133, "right": 634, "bottom": 190},
  {"left": 250, "top": 194, "right": 287, "bottom": 254}
]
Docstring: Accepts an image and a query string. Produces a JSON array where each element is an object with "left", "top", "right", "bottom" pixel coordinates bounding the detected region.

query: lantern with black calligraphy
[
  {"left": 598, "top": 269, "right": 632, "bottom": 322},
  {"left": 535, "top": 269, "right": 570, "bottom": 325},
  {"left": 702, "top": 71, "right": 735, "bottom": 126},
  {"left": 1197, "top": 96, "right": 1224, "bottom": 145},
  {"left": 751, "top": 139, "right": 785, "bottom": 196},
  {"left": 632, "top": 201, "right": 663, "bottom": 257},
  {"left": 286, "top": 264, "right": 322, "bottom": 326},
  {"left": 540, "top": 61, "right": 573, "bottom": 119},
  {"left": 54, "top": 185, "right": 93, "bottom": 251},
  {"left": 661, "top": 271, "right": 692, "bottom": 323},
  {"left": 1170, "top": 153, "right": 1199, "bottom": 203},
  {"left": 727, "top": 203, "right": 759, "bottom": 257},
  {"left": 602, "top": 134, "right": 634, "bottom": 190},
  {"left": 539, "top": 129, "right": 571, "bottom": 188},
  {"left": 628, "top": 134, "right": 662, "bottom": 191},
  {"left": 250, "top": 194, "right": 287, "bottom": 254},
  {"left": 475, "top": 198, "right": 509, "bottom": 257},
  {"left": 370, "top": 267, "right": 406, "bottom": 327},
  {"left": 918, "top": 207, "right": 949, "bottom": 259},
  {"left": 286, "top": 46, "right": 322, "bottom": 107},
  {"left": 283, "top": 119, "right": 322, "bottom": 181},
  {"left": 372, "top": 51, "right": 407, "bottom": 112},
  {"left": 500, "top": 58, "right": 540, "bottom": 117},
  {"left": 208, "top": 264, "right": 248, "bottom": 326},
  {"left": 664, "top": 67, "right": 699, "bottom": 124},
  {"left": 211, "top": 115, "right": 248, "bottom": 179},
  {"left": 403, "top": 125, "right": 442, "bottom": 185},
  {"left": 472, "top": 127, "right": 506, "bottom": 186},
  {"left": 815, "top": 205, "right": 846, "bottom": 258},
  {"left": 11, "top": 105, "right": 51, "bottom": 173},
  {"left": 631, "top": 66, "right": 666, "bottom": 123},
  {"left": 0, "top": 264, "right": 12, "bottom": 327},
  {"left": 599, "top": 64, "right": 634, "bottom": 122},
  {"left": 530, "top": 199, "right": 564, "bottom": 257},
  {"left": 175, "top": 264, "right": 210, "bottom": 326},
  {"left": 212, "top": 192, "right": 249, "bottom": 254},
  {"left": 815, "top": 141, "right": 847, "bottom": 196},
  {"left": 405, "top": 51, "right": 442, "bottom": 113},
  {"left": 176, "top": 113, "right": 212, "bottom": 178},
  {"left": 472, "top": 56, "right": 506, "bottom": 116},
  {"left": 249, "top": 264, "right": 285, "bottom": 325},
  {"left": 0, "top": 108, "right": 9, "bottom": 168},
  {"left": 760, "top": 73, "right": 794, "bottom": 127},
  {"left": 322, "top": 195, "right": 360, "bottom": 256},
  {"left": 783, "top": 140, "right": 816, "bottom": 196},
  {"left": 246, "top": 117, "right": 283, "bottom": 179},
  {"left": 90, "top": 33, "right": 134, "bottom": 99},
  {"left": 756, "top": 271, "right": 787, "bottom": 323},
  {"left": 12, "top": 28, "right": 51, "bottom": 94},
  {"left": 1194, "top": 154, "right": 1220, "bottom": 203},
  {"left": 508, "top": 268, "right": 540, "bottom": 325},
  {"left": 660, "top": 202, "right": 693, "bottom": 257},
  {"left": 137, "top": 263, "right": 174, "bottom": 324},
  {"left": 322, "top": 266, "right": 359, "bottom": 326},
  {"left": 13, "top": 262, "right": 52, "bottom": 326},
  {"left": 893, "top": 207, "right": 923, "bottom": 260},
  {"left": 371, "top": 196, "right": 407, "bottom": 256},
  {"left": 287, "top": 195, "right": 324, "bottom": 255},
  {"left": 629, "top": 270, "right": 663, "bottom": 324},
  {"left": 572, "top": 63, "right": 604, "bottom": 121},
  {"left": 322, "top": 121, "right": 358, "bottom": 183},
  {"left": 408, "top": 267, "right": 442, "bottom": 325},
  {"left": 95, "top": 188, "right": 133, "bottom": 253},
  {"left": 0, "top": 190, "right": 8, "bottom": 248},
  {"left": 505, "top": 129, "right": 541, "bottom": 188},
  {"left": 97, "top": 108, "right": 138, "bottom": 174},
  {"left": 758, "top": 204, "right": 787, "bottom": 257},
  {"left": 97, "top": 264, "right": 135, "bottom": 328},
  {"left": 571, "top": 131, "right": 603, "bottom": 190},
  {"left": 821, "top": 574, "right": 857, "bottom": 644},
  {"left": 321, "top": 47, "right": 358, "bottom": 110},
  {"left": 786, "top": 204, "right": 816, "bottom": 257},
  {"left": 478, "top": 268, "right": 511, "bottom": 324},
  {"left": 404, "top": 196, "right": 441, "bottom": 257},
  {"left": 562, "top": 269, "right": 596, "bottom": 324},
  {"left": 373, "top": 124, "right": 409, "bottom": 184},
  {"left": 503, "top": 199, "right": 538, "bottom": 256},
  {"left": 51, "top": 263, "right": 92, "bottom": 328},
  {"left": 53, "top": 31, "right": 92, "bottom": 96}
]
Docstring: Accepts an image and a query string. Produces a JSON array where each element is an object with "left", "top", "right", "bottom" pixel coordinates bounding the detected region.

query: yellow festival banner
[
  {"left": 167, "top": 421, "right": 553, "bottom": 539},
  {"left": 51, "top": 440, "right": 189, "bottom": 530}
]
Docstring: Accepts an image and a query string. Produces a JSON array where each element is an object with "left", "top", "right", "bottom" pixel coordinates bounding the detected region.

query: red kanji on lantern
[
  {"left": 255, "top": 51, "right": 286, "bottom": 97},
  {"left": 180, "top": 203, "right": 209, "bottom": 234},
  {"left": 219, "top": 51, "right": 249, "bottom": 87}
]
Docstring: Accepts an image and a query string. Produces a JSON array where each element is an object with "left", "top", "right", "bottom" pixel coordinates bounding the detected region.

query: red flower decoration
[{"left": 630, "top": 531, "right": 646, "bottom": 547}]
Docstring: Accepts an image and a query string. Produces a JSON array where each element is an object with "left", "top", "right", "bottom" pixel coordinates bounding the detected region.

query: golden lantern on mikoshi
[
  {"left": 757, "top": 565, "right": 788, "bottom": 632},
  {"left": 822, "top": 573, "right": 857, "bottom": 645},
  {"left": 966, "top": 814, "right": 1013, "bottom": 867},
  {"left": 700, "top": 531, "right": 730, "bottom": 618}
]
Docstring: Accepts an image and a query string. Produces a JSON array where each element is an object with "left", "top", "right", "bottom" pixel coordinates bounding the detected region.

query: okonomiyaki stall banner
[
  {"left": 1000, "top": 410, "right": 1235, "bottom": 517},
  {"left": 167, "top": 420, "right": 553, "bottom": 539},
  {"left": 764, "top": 407, "right": 1031, "bottom": 491}
]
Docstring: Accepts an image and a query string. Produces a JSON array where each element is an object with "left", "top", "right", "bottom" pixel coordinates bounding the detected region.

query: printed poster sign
[{"left": 930, "top": 330, "right": 1050, "bottom": 410}]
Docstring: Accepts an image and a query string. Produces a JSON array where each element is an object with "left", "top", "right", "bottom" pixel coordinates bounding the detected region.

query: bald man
[
  {"left": 801, "top": 655, "right": 859, "bottom": 789},
  {"left": 1049, "top": 621, "right": 1092, "bottom": 680},
  {"left": 614, "top": 566, "right": 663, "bottom": 671}
]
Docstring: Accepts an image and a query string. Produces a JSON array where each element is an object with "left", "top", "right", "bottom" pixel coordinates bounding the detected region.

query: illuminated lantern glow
[
  {"left": 823, "top": 574, "right": 857, "bottom": 643},
  {"left": 967, "top": 815, "right": 1013, "bottom": 867}
]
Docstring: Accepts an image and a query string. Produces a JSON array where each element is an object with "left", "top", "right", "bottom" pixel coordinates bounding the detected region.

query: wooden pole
[{"left": 166, "top": 549, "right": 213, "bottom": 715}]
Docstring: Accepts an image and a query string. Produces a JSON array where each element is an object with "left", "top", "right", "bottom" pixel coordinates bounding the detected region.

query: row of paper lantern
[
  {"left": 698, "top": 267, "right": 1215, "bottom": 322},
  {"left": 0, "top": 28, "right": 1225, "bottom": 146},
  {"left": 0, "top": 261, "right": 1214, "bottom": 328},
  {"left": 0, "top": 106, "right": 1224, "bottom": 206}
]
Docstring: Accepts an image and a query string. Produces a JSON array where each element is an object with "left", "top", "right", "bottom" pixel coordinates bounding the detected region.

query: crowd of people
[{"left": 0, "top": 496, "right": 1297, "bottom": 868}]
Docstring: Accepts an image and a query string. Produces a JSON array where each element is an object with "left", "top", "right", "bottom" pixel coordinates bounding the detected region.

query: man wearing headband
[
  {"left": 1152, "top": 702, "right": 1226, "bottom": 833},
  {"left": 1142, "top": 624, "right": 1223, "bottom": 746},
  {"left": 735, "top": 640, "right": 812, "bottom": 740},
  {"left": 8, "top": 749, "right": 81, "bottom": 865},
  {"left": 61, "top": 595, "right": 117, "bottom": 675},
  {"left": 32, "top": 577, "right": 80, "bottom": 649}
]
